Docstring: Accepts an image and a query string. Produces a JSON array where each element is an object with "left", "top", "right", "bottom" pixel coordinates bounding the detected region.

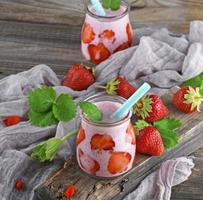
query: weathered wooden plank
[
  {"left": 0, "top": 0, "right": 203, "bottom": 33},
  {"left": 171, "top": 147, "right": 203, "bottom": 200},
  {"left": 35, "top": 93, "right": 203, "bottom": 200}
]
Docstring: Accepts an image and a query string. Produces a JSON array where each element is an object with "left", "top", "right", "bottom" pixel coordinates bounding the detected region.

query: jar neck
[
  {"left": 81, "top": 94, "right": 132, "bottom": 127},
  {"left": 85, "top": 1, "right": 129, "bottom": 21}
]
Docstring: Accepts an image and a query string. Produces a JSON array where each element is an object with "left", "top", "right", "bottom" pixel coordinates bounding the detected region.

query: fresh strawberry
[
  {"left": 15, "top": 179, "right": 23, "bottom": 191},
  {"left": 88, "top": 43, "right": 111, "bottom": 64},
  {"left": 107, "top": 152, "right": 131, "bottom": 174},
  {"left": 82, "top": 23, "right": 95, "bottom": 44},
  {"left": 96, "top": 76, "right": 136, "bottom": 99},
  {"left": 135, "top": 120, "right": 164, "bottom": 156},
  {"left": 114, "top": 42, "right": 130, "bottom": 53},
  {"left": 90, "top": 133, "right": 115, "bottom": 151},
  {"left": 76, "top": 127, "right": 86, "bottom": 145},
  {"left": 126, "top": 123, "right": 136, "bottom": 145},
  {"left": 126, "top": 23, "right": 133, "bottom": 46},
  {"left": 99, "top": 29, "right": 115, "bottom": 42},
  {"left": 134, "top": 95, "right": 169, "bottom": 122},
  {"left": 78, "top": 149, "right": 100, "bottom": 175},
  {"left": 64, "top": 185, "right": 76, "bottom": 199},
  {"left": 62, "top": 64, "right": 95, "bottom": 91},
  {"left": 172, "top": 86, "right": 203, "bottom": 113},
  {"left": 3, "top": 115, "right": 22, "bottom": 127}
]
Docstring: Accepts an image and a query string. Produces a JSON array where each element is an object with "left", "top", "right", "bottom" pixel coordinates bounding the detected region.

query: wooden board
[
  {"left": 35, "top": 92, "right": 203, "bottom": 200},
  {"left": 1, "top": 0, "right": 203, "bottom": 77}
]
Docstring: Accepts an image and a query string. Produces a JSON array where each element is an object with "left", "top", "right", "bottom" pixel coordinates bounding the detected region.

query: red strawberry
[
  {"left": 99, "top": 29, "right": 115, "bottom": 42},
  {"left": 82, "top": 23, "right": 95, "bottom": 44},
  {"left": 78, "top": 149, "right": 100, "bottom": 175},
  {"left": 90, "top": 134, "right": 115, "bottom": 151},
  {"left": 172, "top": 86, "right": 203, "bottom": 113},
  {"left": 15, "top": 179, "right": 23, "bottom": 191},
  {"left": 107, "top": 152, "right": 131, "bottom": 174},
  {"left": 62, "top": 64, "right": 95, "bottom": 91},
  {"left": 76, "top": 127, "right": 86, "bottom": 145},
  {"left": 3, "top": 115, "right": 22, "bottom": 127},
  {"left": 135, "top": 121, "right": 164, "bottom": 156},
  {"left": 88, "top": 43, "right": 111, "bottom": 64},
  {"left": 126, "top": 123, "right": 136, "bottom": 145},
  {"left": 134, "top": 95, "right": 169, "bottom": 122},
  {"left": 114, "top": 42, "right": 130, "bottom": 53},
  {"left": 64, "top": 185, "right": 76, "bottom": 199},
  {"left": 126, "top": 23, "right": 133, "bottom": 46},
  {"left": 96, "top": 76, "right": 136, "bottom": 99}
]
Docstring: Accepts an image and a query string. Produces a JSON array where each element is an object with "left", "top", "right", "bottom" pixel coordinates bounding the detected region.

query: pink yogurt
[{"left": 76, "top": 95, "right": 136, "bottom": 178}]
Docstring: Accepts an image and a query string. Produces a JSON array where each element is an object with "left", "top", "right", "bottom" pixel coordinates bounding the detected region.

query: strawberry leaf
[
  {"left": 102, "top": 0, "right": 111, "bottom": 9},
  {"left": 52, "top": 94, "right": 76, "bottom": 122},
  {"left": 28, "top": 109, "right": 58, "bottom": 127},
  {"left": 110, "top": 0, "right": 121, "bottom": 10},
  {"left": 28, "top": 86, "right": 56, "bottom": 113},
  {"left": 154, "top": 118, "right": 181, "bottom": 148},
  {"left": 181, "top": 72, "right": 203, "bottom": 88},
  {"left": 199, "top": 81, "right": 203, "bottom": 96},
  {"left": 80, "top": 101, "right": 102, "bottom": 122}
]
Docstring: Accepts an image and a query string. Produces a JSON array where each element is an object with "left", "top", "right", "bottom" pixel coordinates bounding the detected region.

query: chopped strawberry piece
[
  {"left": 90, "top": 134, "right": 115, "bottom": 151},
  {"left": 64, "top": 185, "right": 76, "bottom": 199},
  {"left": 3, "top": 115, "right": 22, "bottom": 127},
  {"left": 126, "top": 124, "right": 136, "bottom": 145},
  {"left": 114, "top": 42, "right": 130, "bottom": 53},
  {"left": 126, "top": 23, "right": 133, "bottom": 46},
  {"left": 82, "top": 23, "right": 95, "bottom": 44},
  {"left": 107, "top": 152, "right": 131, "bottom": 174},
  {"left": 76, "top": 127, "right": 86, "bottom": 145},
  {"left": 88, "top": 43, "right": 111, "bottom": 64},
  {"left": 78, "top": 149, "right": 100, "bottom": 175},
  {"left": 15, "top": 179, "right": 23, "bottom": 191},
  {"left": 99, "top": 30, "right": 115, "bottom": 42}
]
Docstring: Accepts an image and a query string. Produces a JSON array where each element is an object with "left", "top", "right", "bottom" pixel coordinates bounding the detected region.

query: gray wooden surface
[{"left": 0, "top": 0, "right": 203, "bottom": 199}]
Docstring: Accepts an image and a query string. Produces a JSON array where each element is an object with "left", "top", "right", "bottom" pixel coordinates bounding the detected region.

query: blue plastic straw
[
  {"left": 91, "top": 0, "right": 106, "bottom": 16},
  {"left": 111, "top": 82, "right": 151, "bottom": 120}
]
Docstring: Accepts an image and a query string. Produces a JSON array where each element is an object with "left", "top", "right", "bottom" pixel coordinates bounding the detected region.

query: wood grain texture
[
  {"left": 0, "top": 0, "right": 203, "bottom": 33},
  {"left": 35, "top": 93, "right": 203, "bottom": 200},
  {"left": 171, "top": 149, "right": 203, "bottom": 200}
]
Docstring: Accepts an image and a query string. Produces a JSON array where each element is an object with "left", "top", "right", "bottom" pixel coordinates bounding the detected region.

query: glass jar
[
  {"left": 81, "top": 0, "right": 133, "bottom": 64},
  {"left": 76, "top": 94, "right": 136, "bottom": 178}
]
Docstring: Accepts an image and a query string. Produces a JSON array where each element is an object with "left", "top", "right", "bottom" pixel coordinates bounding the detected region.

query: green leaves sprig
[
  {"left": 102, "top": 0, "right": 121, "bottom": 10},
  {"left": 31, "top": 130, "right": 78, "bottom": 162},
  {"left": 28, "top": 87, "right": 77, "bottom": 127},
  {"left": 154, "top": 118, "right": 182, "bottom": 148},
  {"left": 29, "top": 87, "right": 103, "bottom": 162},
  {"left": 80, "top": 101, "right": 102, "bottom": 122},
  {"left": 181, "top": 72, "right": 203, "bottom": 88}
]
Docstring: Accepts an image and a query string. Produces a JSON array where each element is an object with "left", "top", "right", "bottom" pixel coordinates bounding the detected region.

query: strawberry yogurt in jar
[
  {"left": 76, "top": 94, "right": 136, "bottom": 178},
  {"left": 81, "top": 0, "right": 133, "bottom": 64}
]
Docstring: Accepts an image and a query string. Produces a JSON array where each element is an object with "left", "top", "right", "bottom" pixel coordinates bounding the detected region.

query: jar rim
[
  {"left": 81, "top": 93, "right": 132, "bottom": 127},
  {"left": 86, "top": 1, "right": 129, "bottom": 20}
]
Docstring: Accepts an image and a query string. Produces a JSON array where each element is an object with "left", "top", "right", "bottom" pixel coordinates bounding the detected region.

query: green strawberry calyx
[
  {"left": 95, "top": 78, "right": 120, "bottom": 95},
  {"left": 84, "top": 65, "right": 96, "bottom": 76},
  {"left": 184, "top": 86, "right": 203, "bottom": 111},
  {"left": 134, "top": 120, "right": 150, "bottom": 132},
  {"left": 133, "top": 96, "right": 153, "bottom": 119}
]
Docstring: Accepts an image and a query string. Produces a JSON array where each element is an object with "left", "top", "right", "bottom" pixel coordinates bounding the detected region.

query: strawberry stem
[
  {"left": 62, "top": 129, "right": 78, "bottom": 142},
  {"left": 95, "top": 85, "right": 107, "bottom": 90}
]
